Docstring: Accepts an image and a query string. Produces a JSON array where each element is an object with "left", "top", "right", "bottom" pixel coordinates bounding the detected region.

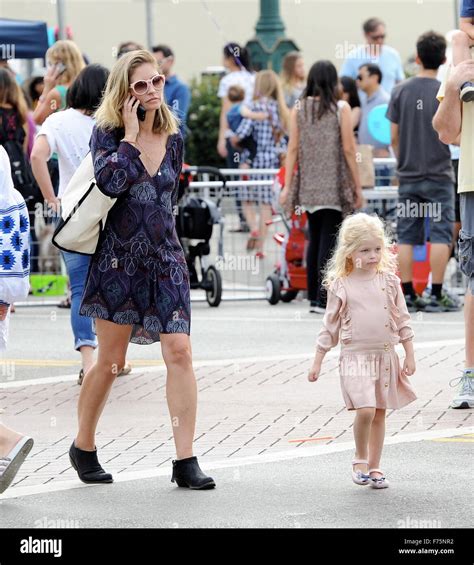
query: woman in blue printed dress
[
  {"left": 69, "top": 50, "right": 215, "bottom": 490},
  {"left": 231, "top": 70, "right": 289, "bottom": 258}
]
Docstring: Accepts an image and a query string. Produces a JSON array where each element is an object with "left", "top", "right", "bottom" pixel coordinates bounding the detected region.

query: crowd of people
[{"left": 0, "top": 7, "right": 472, "bottom": 495}]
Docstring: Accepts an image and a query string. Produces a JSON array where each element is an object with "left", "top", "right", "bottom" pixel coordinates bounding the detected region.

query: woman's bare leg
[
  {"left": 75, "top": 319, "right": 132, "bottom": 451},
  {"left": 79, "top": 345, "right": 95, "bottom": 374},
  {"left": 160, "top": 333, "right": 197, "bottom": 460},
  {"left": 242, "top": 201, "right": 258, "bottom": 233}
]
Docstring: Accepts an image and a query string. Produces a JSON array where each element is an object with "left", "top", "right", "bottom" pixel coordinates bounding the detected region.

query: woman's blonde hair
[
  {"left": 253, "top": 69, "right": 289, "bottom": 132},
  {"left": 94, "top": 49, "right": 179, "bottom": 135},
  {"left": 0, "top": 68, "right": 29, "bottom": 125},
  {"left": 280, "top": 51, "right": 304, "bottom": 93},
  {"left": 322, "top": 213, "right": 398, "bottom": 289},
  {"left": 46, "top": 40, "right": 85, "bottom": 86}
]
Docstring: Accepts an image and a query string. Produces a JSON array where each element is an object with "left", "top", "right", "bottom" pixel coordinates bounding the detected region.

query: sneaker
[
  {"left": 460, "top": 81, "right": 474, "bottom": 103},
  {"left": 449, "top": 369, "right": 474, "bottom": 409},
  {"left": 404, "top": 294, "right": 428, "bottom": 313},
  {"left": 309, "top": 301, "right": 326, "bottom": 314},
  {"left": 424, "top": 293, "right": 461, "bottom": 312}
]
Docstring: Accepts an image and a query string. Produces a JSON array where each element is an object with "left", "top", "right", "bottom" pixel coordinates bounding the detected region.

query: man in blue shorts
[{"left": 387, "top": 31, "right": 459, "bottom": 313}]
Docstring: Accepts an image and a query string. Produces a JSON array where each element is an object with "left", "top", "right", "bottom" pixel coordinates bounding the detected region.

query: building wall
[{"left": 0, "top": 0, "right": 458, "bottom": 81}]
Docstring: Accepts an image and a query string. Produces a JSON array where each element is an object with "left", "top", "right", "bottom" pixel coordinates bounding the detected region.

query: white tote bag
[{"left": 52, "top": 152, "right": 117, "bottom": 255}]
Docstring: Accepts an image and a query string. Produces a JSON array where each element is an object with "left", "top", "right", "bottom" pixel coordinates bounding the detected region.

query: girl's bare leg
[
  {"left": 368, "top": 409, "right": 387, "bottom": 478},
  {"left": 353, "top": 407, "right": 376, "bottom": 473}
]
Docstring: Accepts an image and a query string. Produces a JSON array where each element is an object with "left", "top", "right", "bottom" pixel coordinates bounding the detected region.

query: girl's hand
[
  {"left": 121, "top": 95, "right": 140, "bottom": 141},
  {"left": 308, "top": 360, "right": 321, "bottom": 382},
  {"left": 402, "top": 355, "right": 416, "bottom": 377}
]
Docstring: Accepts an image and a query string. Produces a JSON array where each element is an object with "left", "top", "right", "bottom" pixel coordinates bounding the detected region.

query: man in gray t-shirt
[{"left": 386, "top": 30, "right": 458, "bottom": 313}]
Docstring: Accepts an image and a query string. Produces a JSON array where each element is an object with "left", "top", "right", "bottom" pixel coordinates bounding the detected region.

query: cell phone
[
  {"left": 137, "top": 104, "right": 146, "bottom": 121},
  {"left": 55, "top": 62, "right": 67, "bottom": 76}
]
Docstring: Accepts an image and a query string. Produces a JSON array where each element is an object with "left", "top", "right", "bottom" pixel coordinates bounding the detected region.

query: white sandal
[
  {"left": 0, "top": 436, "right": 34, "bottom": 494},
  {"left": 368, "top": 468, "right": 389, "bottom": 489},
  {"left": 352, "top": 458, "right": 370, "bottom": 485}
]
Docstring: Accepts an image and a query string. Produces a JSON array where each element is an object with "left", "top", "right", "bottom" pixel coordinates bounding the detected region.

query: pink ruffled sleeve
[
  {"left": 387, "top": 273, "right": 414, "bottom": 343},
  {"left": 316, "top": 279, "right": 345, "bottom": 353}
]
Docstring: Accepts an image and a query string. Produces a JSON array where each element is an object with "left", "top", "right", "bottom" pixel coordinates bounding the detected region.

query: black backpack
[{"left": 2, "top": 140, "right": 42, "bottom": 211}]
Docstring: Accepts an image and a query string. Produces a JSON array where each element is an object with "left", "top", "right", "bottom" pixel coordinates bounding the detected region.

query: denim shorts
[
  {"left": 459, "top": 191, "right": 474, "bottom": 294},
  {"left": 397, "top": 179, "right": 455, "bottom": 246}
]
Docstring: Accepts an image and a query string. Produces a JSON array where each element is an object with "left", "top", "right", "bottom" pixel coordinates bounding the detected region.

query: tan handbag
[
  {"left": 355, "top": 144, "right": 375, "bottom": 188},
  {"left": 52, "top": 153, "right": 117, "bottom": 255}
]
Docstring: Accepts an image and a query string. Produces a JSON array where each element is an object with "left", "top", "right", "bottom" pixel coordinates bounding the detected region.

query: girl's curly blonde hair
[{"left": 322, "top": 212, "right": 398, "bottom": 289}]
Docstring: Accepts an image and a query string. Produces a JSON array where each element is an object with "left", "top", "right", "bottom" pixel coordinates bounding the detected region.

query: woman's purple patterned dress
[{"left": 79, "top": 125, "right": 190, "bottom": 345}]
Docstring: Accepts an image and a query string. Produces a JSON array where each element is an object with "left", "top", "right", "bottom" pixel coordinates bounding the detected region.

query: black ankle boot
[
  {"left": 171, "top": 456, "right": 215, "bottom": 489},
  {"left": 69, "top": 441, "right": 113, "bottom": 484}
]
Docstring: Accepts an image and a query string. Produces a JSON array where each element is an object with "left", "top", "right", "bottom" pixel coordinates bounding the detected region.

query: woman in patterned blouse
[{"left": 69, "top": 50, "right": 215, "bottom": 490}]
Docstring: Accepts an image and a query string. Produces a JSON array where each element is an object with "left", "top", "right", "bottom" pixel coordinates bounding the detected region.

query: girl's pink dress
[{"left": 316, "top": 270, "right": 417, "bottom": 411}]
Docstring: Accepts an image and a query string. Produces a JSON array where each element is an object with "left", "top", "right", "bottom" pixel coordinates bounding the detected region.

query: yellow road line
[
  {"left": 430, "top": 438, "right": 474, "bottom": 443},
  {"left": 430, "top": 433, "right": 474, "bottom": 443},
  {"left": 0, "top": 359, "right": 165, "bottom": 367}
]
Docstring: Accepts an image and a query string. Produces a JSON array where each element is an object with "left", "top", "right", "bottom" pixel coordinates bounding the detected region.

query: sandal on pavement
[
  {"left": 118, "top": 363, "right": 132, "bottom": 377},
  {"left": 352, "top": 458, "right": 370, "bottom": 485},
  {"left": 0, "top": 436, "right": 34, "bottom": 493},
  {"left": 369, "top": 468, "right": 389, "bottom": 489}
]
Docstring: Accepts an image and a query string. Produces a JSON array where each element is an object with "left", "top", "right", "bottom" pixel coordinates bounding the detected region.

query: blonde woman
[
  {"left": 308, "top": 213, "right": 417, "bottom": 488},
  {"left": 281, "top": 51, "right": 306, "bottom": 108},
  {"left": 231, "top": 70, "right": 289, "bottom": 257},
  {"left": 33, "top": 40, "right": 85, "bottom": 125},
  {"left": 70, "top": 50, "right": 215, "bottom": 490}
]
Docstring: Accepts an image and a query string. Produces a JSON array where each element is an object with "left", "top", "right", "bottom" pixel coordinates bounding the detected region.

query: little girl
[{"left": 308, "top": 213, "right": 417, "bottom": 489}]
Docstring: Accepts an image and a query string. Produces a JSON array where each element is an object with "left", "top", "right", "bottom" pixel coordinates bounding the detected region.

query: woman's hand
[
  {"left": 121, "top": 95, "right": 140, "bottom": 142},
  {"left": 308, "top": 359, "right": 322, "bottom": 382},
  {"left": 217, "top": 138, "right": 228, "bottom": 158},
  {"left": 279, "top": 187, "right": 289, "bottom": 206},
  {"left": 46, "top": 197, "right": 61, "bottom": 215},
  {"left": 42, "top": 64, "right": 63, "bottom": 95},
  {"left": 402, "top": 354, "right": 416, "bottom": 377},
  {"left": 353, "top": 189, "right": 365, "bottom": 209}
]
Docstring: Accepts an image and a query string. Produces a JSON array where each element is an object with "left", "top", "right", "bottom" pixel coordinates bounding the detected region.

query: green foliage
[{"left": 185, "top": 75, "right": 226, "bottom": 167}]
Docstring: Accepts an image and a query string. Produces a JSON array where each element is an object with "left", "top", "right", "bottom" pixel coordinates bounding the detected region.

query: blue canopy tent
[{"left": 0, "top": 18, "right": 49, "bottom": 59}]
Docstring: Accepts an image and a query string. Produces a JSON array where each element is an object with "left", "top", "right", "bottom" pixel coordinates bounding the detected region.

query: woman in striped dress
[{"left": 231, "top": 70, "right": 289, "bottom": 258}]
